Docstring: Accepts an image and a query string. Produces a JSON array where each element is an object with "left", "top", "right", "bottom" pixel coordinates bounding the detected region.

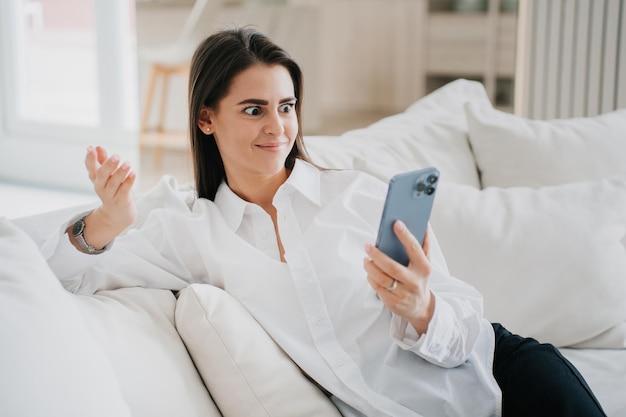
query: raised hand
[
  {"left": 67, "top": 146, "right": 137, "bottom": 252},
  {"left": 364, "top": 220, "right": 435, "bottom": 335}
]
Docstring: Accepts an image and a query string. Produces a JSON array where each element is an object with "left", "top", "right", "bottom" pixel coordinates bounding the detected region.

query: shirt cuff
[
  {"left": 45, "top": 212, "right": 114, "bottom": 293},
  {"left": 390, "top": 292, "right": 460, "bottom": 366},
  {"left": 390, "top": 314, "right": 423, "bottom": 347}
]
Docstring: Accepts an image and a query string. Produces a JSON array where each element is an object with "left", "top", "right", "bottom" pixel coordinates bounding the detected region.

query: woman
[{"left": 49, "top": 27, "right": 605, "bottom": 417}]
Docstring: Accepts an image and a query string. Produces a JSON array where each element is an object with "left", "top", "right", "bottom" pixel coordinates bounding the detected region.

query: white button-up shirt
[{"left": 45, "top": 160, "right": 501, "bottom": 417}]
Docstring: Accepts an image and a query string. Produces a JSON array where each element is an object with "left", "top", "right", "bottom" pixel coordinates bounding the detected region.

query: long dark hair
[{"left": 188, "top": 26, "right": 311, "bottom": 200}]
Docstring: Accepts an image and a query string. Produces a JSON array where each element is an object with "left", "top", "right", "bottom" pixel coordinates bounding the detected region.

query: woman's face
[{"left": 199, "top": 64, "right": 298, "bottom": 187}]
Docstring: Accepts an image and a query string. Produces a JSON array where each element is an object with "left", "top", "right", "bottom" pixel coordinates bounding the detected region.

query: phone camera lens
[
  {"left": 427, "top": 174, "right": 438, "bottom": 184},
  {"left": 426, "top": 186, "right": 435, "bottom": 195},
  {"left": 416, "top": 182, "right": 426, "bottom": 192}
]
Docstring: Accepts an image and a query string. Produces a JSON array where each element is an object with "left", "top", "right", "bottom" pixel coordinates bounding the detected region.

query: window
[{"left": 0, "top": 0, "right": 139, "bottom": 191}]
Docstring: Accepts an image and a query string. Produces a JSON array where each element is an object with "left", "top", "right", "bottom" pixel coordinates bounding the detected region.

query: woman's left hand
[{"left": 364, "top": 220, "right": 435, "bottom": 335}]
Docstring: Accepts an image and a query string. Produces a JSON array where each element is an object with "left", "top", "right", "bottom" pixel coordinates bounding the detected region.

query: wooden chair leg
[
  {"left": 141, "top": 65, "right": 159, "bottom": 134},
  {"left": 153, "top": 66, "right": 172, "bottom": 168},
  {"left": 157, "top": 67, "right": 169, "bottom": 134}
]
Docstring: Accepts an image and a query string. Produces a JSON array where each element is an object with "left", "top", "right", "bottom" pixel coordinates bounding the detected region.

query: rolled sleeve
[
  {"left": 46, "top": 229, "right": 111, "bottom": 292},
  {"left": 391, "top": 291, "right": 483, "bottom": 368},
  {"left": 37, "top": 211, "right": 111, "bottom": 292}
]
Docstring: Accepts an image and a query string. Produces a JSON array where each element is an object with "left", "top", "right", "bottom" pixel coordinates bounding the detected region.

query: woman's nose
[{"left": 263, "top": 110, "right": 285, "bottom": 136}]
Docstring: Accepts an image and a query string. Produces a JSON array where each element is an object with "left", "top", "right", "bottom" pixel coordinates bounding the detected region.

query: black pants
[{"left": 491, "top": 323, "right": 607, "bottom": 417}]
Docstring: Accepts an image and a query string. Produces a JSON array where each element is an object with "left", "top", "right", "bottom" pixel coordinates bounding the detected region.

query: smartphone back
[{"left": 375, "top": 167, "right": 439, "bottom": 266}]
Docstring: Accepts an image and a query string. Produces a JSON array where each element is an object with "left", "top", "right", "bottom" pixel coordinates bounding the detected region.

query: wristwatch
[{"left": 71, "top": 216, "right": 106, "bottom": 255}]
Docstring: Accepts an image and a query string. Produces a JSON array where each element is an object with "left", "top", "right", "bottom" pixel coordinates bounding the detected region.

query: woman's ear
[{"left": 197, "top": 108, "right": 214, "bottom": 135}]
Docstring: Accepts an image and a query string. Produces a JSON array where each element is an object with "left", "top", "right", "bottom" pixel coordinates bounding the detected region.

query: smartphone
[{"left": 375, "top": 167, "right": 440, "bottom": 266}]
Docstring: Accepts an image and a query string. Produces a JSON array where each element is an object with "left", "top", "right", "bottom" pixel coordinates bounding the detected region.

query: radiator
[{"left": 515, "top": 0, "right": 626, "bottom": 119}]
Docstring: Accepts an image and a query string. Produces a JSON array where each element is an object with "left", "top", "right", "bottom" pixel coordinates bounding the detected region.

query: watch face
[{"left": 72, "top": 219, "right": 85, "bottom": 236}]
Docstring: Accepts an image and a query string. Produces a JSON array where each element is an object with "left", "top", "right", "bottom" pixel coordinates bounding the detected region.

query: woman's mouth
[{"left": 255, "top": 142, "right": 287, "bottom": 152}]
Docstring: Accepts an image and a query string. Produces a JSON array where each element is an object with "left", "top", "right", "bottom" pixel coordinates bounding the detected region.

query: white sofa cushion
[
  {"left": 4, "top": 209, "right": 220, "bottom": 417},
  {"left": 465, "top": 103, "right": 626, "bottom": 187},
  {"left": 0, "top": 218, "right": 132, "bottom": 417},
  {"left": 430, "top": 179, "right": 626, "bottom": 348},
  {"left": 175, "top": 283, "right": 342, "bottom": 417},
  {"left": 74, "top": 287, "right": 221, "bottom": 417},
  {"left": 305, "top": 79, "right": 490, "bottom": 187}
]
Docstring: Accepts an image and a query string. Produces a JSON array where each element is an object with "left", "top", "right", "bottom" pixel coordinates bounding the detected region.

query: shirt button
[
  {"left": 336, "top": 358, "right": 345, "bottom": 367},
  {"left": 259, "top": 231, "right": 269, "bottom": 240}
]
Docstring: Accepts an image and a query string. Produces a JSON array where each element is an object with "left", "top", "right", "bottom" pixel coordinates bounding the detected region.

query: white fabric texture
[
  {"left": 430, "top": 179, "right": 626, "bottom": 347},
  {"left": 0, "top": 218, "right": 132, "bottom": 417},
  {"left": 43, "top": 163, "right": 501, "bottom": 417},
  {"left": 570, "top": 322, "right": 626, "bottom": 349},
  {"left": 304, "top": 78, "right": 488, "bottom": 187},
  {"left": 175, "top": 283, "right": 342, "bottom": 417},
  {"left": 74, "top": 287, "right": 222, "bottom": 417},
  {"left": 465, "top": 103, "right": 626, "bottom": 187}
]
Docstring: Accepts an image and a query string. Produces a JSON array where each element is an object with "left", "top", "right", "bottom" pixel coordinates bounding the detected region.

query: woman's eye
[
  {"left": 244, "top": 106, "right": 261, "bottom": 116},
  {"left": 280, "top": 103, "right": 295, "bottom": 113}
]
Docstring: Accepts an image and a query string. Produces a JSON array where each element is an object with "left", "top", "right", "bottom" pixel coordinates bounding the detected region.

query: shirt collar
[
  {"left": 214, "top": 159, "right": 321, "bottom": 233},
  {"left": 214, "top": 181, "right": 248, "bottom": 232},
  {"left": 282, "top": 159, "right": 322, "bottom": 207}
]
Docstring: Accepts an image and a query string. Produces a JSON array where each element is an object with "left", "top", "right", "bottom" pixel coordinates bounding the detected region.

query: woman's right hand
[{"left": 68, "top": 146, "right": 137, "bottom": 252}]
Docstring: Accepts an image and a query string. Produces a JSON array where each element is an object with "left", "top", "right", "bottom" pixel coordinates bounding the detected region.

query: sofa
[{"left": 2, "top": 79, "right": 625, "bottom": 416}]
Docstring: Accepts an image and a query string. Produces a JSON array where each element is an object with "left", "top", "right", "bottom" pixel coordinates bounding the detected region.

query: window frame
[{"left": 0, "top": 0, "right": 139, "bottom": 191}]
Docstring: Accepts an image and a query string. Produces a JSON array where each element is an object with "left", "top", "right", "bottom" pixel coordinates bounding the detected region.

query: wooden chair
[{"left": 139, "top": 0, "right": 222, "bottom": 165}]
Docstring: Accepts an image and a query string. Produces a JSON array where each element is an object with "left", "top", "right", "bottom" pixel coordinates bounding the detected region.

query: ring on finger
[{"left": 386, "top": 279, "right": 398, "bottom": 292}]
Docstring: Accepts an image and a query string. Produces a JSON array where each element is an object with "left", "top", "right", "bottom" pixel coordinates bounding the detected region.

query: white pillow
[
  {"left": 465, "top": 102, "right": 626, "bottom": 187},
  {"left": 570, "top": 322, "right": 626, "bottom": 349},
  {"left": 305, "top": 79, "right": 490, "bottom": 186},
  {"left": 74, "top": 288, "right": 221, "bottom": 417},
  {"left": 175, "top": 284, "right": 342, "bottom": 417},
  {"left": 303, "top": 135, "right": 358, "bottom": 172},
  {"left": 0, "top": 218, "right": 132, "bottom": 417},
  {"left": 430, "top": 179, "right": 626, "bottom": 348}
]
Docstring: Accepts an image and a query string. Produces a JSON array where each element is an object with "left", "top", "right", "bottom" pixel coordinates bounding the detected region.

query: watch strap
[{"left": 72, "top": 216, "right": 106, "bottom": 255}]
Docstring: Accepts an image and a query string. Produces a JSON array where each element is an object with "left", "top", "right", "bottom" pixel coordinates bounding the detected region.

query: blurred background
[{"left": 1, "top": 0, "right": 624, "bottom": 217}]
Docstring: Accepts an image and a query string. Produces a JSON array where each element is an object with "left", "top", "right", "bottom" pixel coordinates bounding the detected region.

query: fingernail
[
  {"left": 121, "top": 162, "right": 130, "bottom": 170},
  {"left": 111, "top": 154, "right": 120, "bottom": 163},
  {"left": 86, "top": 146, "right": 93, "bottom": 153},
  {"left": 364, "top": 243, "right": 373, "bottom": 253},
  {"left": 395, "top": 220, "right": 406, "bottom": 231}
]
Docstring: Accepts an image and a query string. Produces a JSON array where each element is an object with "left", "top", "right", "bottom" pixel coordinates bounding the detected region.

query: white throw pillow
[
  {"left": 570, "top": 322, "right": 626, "bottom": 349},
  {"left": 0, "top": 218, "right": 132, "bottom": 417},
  {"left": 74, "top": 288, "right": 222, "bottom": 417},
  {"left": 430, "top": 179, "right": 626, "bottom": 348},
  {"left": 305, "top": 79, "right": 490, "bottom": 187},
  {"left": 175, "top": 284, "right": 342, "bottom": 417},
  {"left": 465, "top": 102, "right": 626, "bottom": 187}
]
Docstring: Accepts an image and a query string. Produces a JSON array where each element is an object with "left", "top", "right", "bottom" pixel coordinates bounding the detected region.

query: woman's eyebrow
[{"left": 237, "top": 97, "right": 297, "bottom": 105}]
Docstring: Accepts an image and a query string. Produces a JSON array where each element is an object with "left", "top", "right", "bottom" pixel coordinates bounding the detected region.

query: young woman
[{"left": 48, "top": 27, "right": 606, "bottom": 417}]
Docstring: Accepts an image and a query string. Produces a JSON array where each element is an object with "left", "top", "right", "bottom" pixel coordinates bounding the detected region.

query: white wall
[{"left": 135, "top": 0, "right": 429, "bottom": 135}]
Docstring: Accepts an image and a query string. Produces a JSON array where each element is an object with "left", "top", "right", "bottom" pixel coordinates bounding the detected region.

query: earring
[{"left": 205, "top": 128, "right": 211, "bottom": 134}]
